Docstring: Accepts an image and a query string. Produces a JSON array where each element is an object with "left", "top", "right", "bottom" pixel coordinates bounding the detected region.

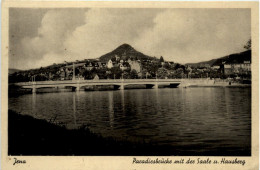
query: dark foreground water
[{"left": 9, "top": 87, "right": 251, "bottom": 155}]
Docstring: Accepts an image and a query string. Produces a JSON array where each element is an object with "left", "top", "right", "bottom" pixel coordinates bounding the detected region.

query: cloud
[
  {"left": 134, "top": 9, "right": 251, "bottom": 63},
  {"left": 12, "top": 9, "right": 86, "bottom": 69},
  {"left": 63, "top": 8, "right": 161, "bottom": 60},
  {"left": 10, "top": 8, "right": 250, "bottom": 70}
]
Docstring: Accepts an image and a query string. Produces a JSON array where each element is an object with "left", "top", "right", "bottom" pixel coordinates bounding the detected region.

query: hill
[
  {"left": 99, "top": 44, "right": 157, "bottom": 62},
  {"left": 224, "top": 50, "right": 251, "bottom": 64},
  {"left": 186, "top": 59, "right": 219, "bottom": 68},
  {"left": 9, "top": 68, "right": 21, "bottom": 74},
  {"left": 186, "top": 50, "right": 251, "bottom": 67}
]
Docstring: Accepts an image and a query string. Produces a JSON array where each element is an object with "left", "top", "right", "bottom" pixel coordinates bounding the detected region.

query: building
[
  {"left": 211, "top": 65, "right": 220, "bottom": 70},
  {"left": 97, "top": 62, "right": 104, "bottom": 68},
  {"left": 199, "top": 63, "right": 210, "bottom": 68},
  {"left": 224, "top": 60, "right": 251, "bottom": 75},
  {"left": 107, "top": 59, "right": 114, "bottom": 69},
  {"left": 119, "top": 62, "right": 129, "bottom": 71},
  {"left": 84, "top": 62, "right": 93, "bottom": 71},
  {"left": 115, "top": 55, "right": 120, "bottom": 61},
  {"left": 64, "top": 63, "right": 86, "bottom": 73},
  {"left": 93, "top": 63, "right": 100, "bottom": 69},
  {"left": 93, "top": 74, "right": 99, "bottom": 80},
  {"left": 128, "top": 59, "right": 141, "bottom": 73},
  {"left": 60, "top": 68, "right": 66, "bottom": 80}
]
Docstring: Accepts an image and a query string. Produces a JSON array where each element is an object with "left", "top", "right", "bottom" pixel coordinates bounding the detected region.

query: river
[{"left": 9, "top": 87, "right": 251, "bottom": 155}]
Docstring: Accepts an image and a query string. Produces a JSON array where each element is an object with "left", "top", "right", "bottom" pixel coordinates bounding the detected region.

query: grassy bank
[
  {"left": 8, "top": 110, "right": 250, "bottom": 156},
  {"left": 8, "top": 110, "right": 166, "bottom": 156}
]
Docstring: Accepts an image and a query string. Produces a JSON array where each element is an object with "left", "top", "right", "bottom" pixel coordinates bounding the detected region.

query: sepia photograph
[
  {"left": 7, "top": 7, "right": 253, "bottom": 156},
  {"left": 1, "top": 2, "right": 259, "bottom": 169}
]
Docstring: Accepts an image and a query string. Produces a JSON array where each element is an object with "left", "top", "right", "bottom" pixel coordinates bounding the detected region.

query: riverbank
[
  {"left": 180, "top": 79, "right": 251, "bottom": 88},
  {"left": 183, "top": 84, "right": 251, "bottom": 88},
  {"left": 8, "top": 110, "right": 156, "bottom": 156},
  {"left": 8, "top": 110, "right": 250, "bottom": 156}
]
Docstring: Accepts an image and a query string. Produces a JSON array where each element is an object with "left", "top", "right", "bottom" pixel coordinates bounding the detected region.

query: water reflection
[
  {"left": 120, "top": 90, "right": 125, "bottom": 115},
  {"left": 9, "top": 87, "right": 251, "bottom": 153},
  {"left": 73, "top": 93, "right": 77, "bottom": 127},
  {"left": 32, "top": 93, "right": 36, "bottom": 116},
  {"left": 108, "top": 91, "right": 114, "bottom": 128},
  {"left": 155, "top": 88, "right": 161, "bottom": 115},
  {"left": 224, "top": 88, "right": 231, "bottom": 117}
]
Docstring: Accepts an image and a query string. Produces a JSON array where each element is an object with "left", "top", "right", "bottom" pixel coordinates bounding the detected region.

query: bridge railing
[{"left": 15, "top": 79, "right": 183, "bottom": 86}]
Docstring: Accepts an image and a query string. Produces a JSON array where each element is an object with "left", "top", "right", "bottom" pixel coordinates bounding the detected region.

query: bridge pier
[
  {"left": 119, "top": 84, "right": 124, "bottom": 90},
  {"left": 32, "top": 82, "right": 37, "bottom": 93},
  {"left": 153, "top": 83, "right": 159, "bottom": 89},
  {"left": 76, "top": 81, "right": 80, "bottom": 92},
  {"left": 32, "top": 87, "right": 37, "bottom": 93}
]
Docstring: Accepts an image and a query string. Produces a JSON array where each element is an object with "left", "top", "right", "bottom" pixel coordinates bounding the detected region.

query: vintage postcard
[{"left": 1, "top": 1, "right": 259, "bottom": 170}]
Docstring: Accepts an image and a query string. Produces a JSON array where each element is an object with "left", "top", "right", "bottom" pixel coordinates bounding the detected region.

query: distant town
[{"left": 9, "top": 41, "right": 251, "bottom": 83}]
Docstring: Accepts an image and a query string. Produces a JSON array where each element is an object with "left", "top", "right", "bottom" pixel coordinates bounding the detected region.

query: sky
[{"left": 9, "top": 8, "right": 251, "bottom": 70}]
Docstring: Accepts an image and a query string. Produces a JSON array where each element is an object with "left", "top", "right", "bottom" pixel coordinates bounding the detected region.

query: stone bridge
[{"left": 14, "top": 79, "right": 182, "bottom": 93}]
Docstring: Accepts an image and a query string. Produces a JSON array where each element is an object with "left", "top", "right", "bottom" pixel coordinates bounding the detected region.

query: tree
[
  {"left": 110, "top": 67, "right": 122, "bottom": 79},
  {"left": 244, "top": 39, "right": 251, "bottom": 50},
  {"left": 160, "top": 56, "right": 164, "bottom": 62},
  {"left": 174, "top": 68, "right": 184, "bottom": 78},
  {"left": 173, "top": 63, "right": 181, "bottom": 70},
  {"left": 140, "top": 69, "right": 148, "bottom": 79},
  {"left": 130, "top": 69, "right": 138, "bottom": 79},
  {"left": 157, "top": 68, "right": 168, "bottom": 79},
  {"left": 83, "top": 70, "right": 93, "bottom": 79},
  {"left": 146, "top": 62, "right": 160, "bottom": 77},
  {"left": 96, "top": 68, "right": 107, "bottom": 79},
  {"left": 75, "top": 68, "right": 80, "bottom": 76},
  {"left": 163, "top": 62, "right": 171, "bottom": 70}
]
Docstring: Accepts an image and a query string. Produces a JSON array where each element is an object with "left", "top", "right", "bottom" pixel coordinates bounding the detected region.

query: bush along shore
[{"left": 8, "top": 110, "right": 250, "bottom": 156}]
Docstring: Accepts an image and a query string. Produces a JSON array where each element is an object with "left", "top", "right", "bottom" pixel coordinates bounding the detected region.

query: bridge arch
[
  {"left": 79, "top": 84, "right": 122, "bottom": 91},
  {"left": 31, "top": 85, "right": 79, "bottom": 93}
]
